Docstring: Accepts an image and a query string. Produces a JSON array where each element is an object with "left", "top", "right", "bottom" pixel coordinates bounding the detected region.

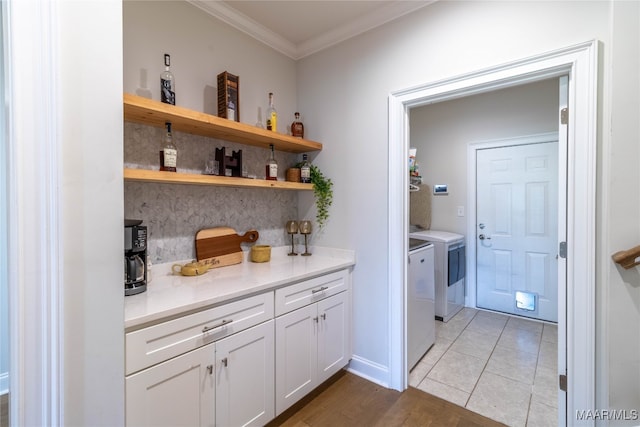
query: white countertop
[{"left": 124, "top": 246, "right": 355, "bottom": 330}]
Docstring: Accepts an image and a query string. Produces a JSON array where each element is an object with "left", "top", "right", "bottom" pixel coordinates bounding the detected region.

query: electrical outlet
[{"left": 457, "top": 206, "right": 465, "bottom": 217}]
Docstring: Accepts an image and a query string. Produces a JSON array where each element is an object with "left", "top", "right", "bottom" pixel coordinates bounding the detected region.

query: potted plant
[
  {"left": 296, "top": 161, "right": 333, "bottom": 229},
  {"left": 309, "top": 164, "right": 333, "bottom": 229}
]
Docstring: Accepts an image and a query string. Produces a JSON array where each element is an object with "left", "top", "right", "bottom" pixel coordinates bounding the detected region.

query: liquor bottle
[
  {"left": 159, "top": 121, "right": 177, "bottom": 172},
  {"left": 266, "top": 92, "right": 277, "bottom": 132},
  {"left": 291, "top": 112, "right": 304, "bottom": 138},
  {"left": 160, "top": 53, "right": 175, "bottom": 105},
  {"left": 265, "top": 143, "right": 278, "bottom": 180},
  {"left": 300, "top": 154, "right": 311, "bottom": 183}
]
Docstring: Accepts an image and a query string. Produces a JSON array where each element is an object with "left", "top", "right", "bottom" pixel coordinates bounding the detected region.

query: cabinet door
[
  {"left": 126, "top": 343, "right": 215, "bottom": 427},
  {"left": 317, "top": 292, "right": 349, "bottom": 383},
  {"left": 274, "top": 303, "right": 318, "bottom": 415},
  {"left": 215, "top": 320, "right": 274, "bottom": 427}
]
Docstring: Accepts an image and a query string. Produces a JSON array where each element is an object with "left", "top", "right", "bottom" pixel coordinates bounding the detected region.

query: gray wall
[{"left": 409, "top": 78, "right": 559, "bottom": 235}]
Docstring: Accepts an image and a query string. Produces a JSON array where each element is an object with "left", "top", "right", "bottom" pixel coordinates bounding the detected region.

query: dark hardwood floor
[
  {"left": 1, "top": 392, "right": 7, "bottom": 427},
  {"left": 268, "top": 371, "right": 506, "bottom": 427}
]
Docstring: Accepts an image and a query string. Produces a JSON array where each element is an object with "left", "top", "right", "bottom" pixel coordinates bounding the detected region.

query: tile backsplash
[{"left": 124, "top": 122, "right": 300, "bottom": 264}]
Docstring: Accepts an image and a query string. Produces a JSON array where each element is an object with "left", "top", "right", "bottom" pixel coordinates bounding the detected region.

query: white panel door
[
  {"left": 215, "top": 321, "right": 274, "bottom": 427},
  {"left": 317, "top": 292, "right": 349, "bottom": 383},
  {"left": 275, "top": 304, "right": 317, "bottom": 415},
  {"left": 125, "top": 343, "right": 215, "bottom": 427},
  {"left": 476, "top": 141, "right": 558, "bottom": 322}
]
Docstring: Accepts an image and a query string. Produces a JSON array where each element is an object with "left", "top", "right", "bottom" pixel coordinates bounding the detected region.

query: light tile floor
[{"left": 409, "top": 308, "right": 558, "bottom": 427}]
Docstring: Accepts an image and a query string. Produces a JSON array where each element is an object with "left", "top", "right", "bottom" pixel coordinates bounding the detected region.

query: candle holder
[
  {"left": 286, "top": 220, "right": 298, "bottom": 256},
  {"left": 299, "top": 220, "right": 312, "bottom": 256}
]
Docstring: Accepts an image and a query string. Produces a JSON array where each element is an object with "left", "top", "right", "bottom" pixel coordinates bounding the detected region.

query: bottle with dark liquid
[
  {"left": 159, "top": 121, "right": 177, "bottom": 172},
  {"left": 160, "top": 54, "right": 175, "bottom": 105},
  {"left": 265, "top": 143, "right": 278, "bottom": 180},
  {"left": 300, "top": 154, "right": 311, "bottom": 183},
  {"left": 291, "top": 112, "right": 304, "bottom": 138}
]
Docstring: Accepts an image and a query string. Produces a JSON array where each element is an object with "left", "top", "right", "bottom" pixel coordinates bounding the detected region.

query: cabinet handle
[
  {"left": 221, "top": 357, "right": 228, "bottom": 367},
  {"left": 321, "top": 313, "right": 326, "bottom": 320},
  {"left": 313, "top": 316, "right": 319, "bottom": 323},
  {"left": 312, "top": 286, "right": 329, "bottom": 294},
  {"left": 206, "top": 365, "right": 213, "bottom": 375},
  {"left": 202, "top": 319, "right": 233, "bottom": 334}
]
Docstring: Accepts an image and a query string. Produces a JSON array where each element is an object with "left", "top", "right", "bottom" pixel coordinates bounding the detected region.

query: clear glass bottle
[
  {"left": 300, "top": 154, "right": 311, "bottom": 183},
  {"left": 265, "top": 143, "right": 278, "bottom": 180},
  {"left": 291, "top": 112, "right": 304, "bottom": 138},
  {"left": 160, "top": 53, "right": 175, "bottom": 105},
  {"left": 266, "top": 92, "right": 277, "bottom": 132},
  {"left": 160, "top": 121, "right": 177, "bottom": 172}
]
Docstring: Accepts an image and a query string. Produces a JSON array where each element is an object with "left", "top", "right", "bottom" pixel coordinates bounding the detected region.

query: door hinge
[
  {"left": 559, "top": 241, "right": 567, "bottom": 259},
  {"left": 560, "top": 107, "right": 568, "bottom": 125},
  {"left": 559, "top": 374, "right": 567, "bottom": 392}
]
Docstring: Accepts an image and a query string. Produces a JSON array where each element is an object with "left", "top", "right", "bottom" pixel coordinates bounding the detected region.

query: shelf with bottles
[
  {"left": 123, "top": 168, "right": 314, "bottom": 191},
  {"left": 124, "top": 93, "right": 322, "bottom": 154}
]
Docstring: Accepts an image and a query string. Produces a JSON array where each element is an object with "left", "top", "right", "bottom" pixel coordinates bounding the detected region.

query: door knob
[{"left": 479, "top": 234, "right": 491, "bottom": 240}]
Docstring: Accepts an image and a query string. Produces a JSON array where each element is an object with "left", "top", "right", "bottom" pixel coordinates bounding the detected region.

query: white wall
[
  {"left": 58, "top": 1, "right": 124, "bottom": 425},
  {"left": 123, "top": 1, "right": 299, "bottom": 127},
  {"left": 410, "top": 78, "right": 558, "bottom": 234},
  {"left": 298, "top": 0, "right": 640, "bottom": 416}
]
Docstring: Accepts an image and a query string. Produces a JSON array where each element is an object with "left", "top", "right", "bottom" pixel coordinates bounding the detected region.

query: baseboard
[{"left": 346, "top": 355, "right": 390, "bottom": 388}]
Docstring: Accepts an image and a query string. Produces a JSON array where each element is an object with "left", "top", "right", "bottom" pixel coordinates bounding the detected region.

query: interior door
[{"left": 476, "top": 140, "right": 559, "bottom": 322}]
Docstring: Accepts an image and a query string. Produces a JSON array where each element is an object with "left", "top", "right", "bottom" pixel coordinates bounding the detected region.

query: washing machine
[{"left": 409, "top": 230, "right": 465, "bottom": 322}]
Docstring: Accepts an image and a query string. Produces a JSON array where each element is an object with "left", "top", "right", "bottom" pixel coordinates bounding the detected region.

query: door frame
[
  {"left": 388, "top": 40, "right": 598, "bottom": 425},
  {"left": 466, "top": 131, "right": 560, "bottom": 313}
]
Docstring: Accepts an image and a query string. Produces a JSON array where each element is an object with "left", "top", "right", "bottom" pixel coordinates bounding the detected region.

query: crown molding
[
  {"left": 187, "top": 0, "right": 299, "bottom": 59},
  {"left": 187, "top": 0, "right": 432, "bottom": 60},
  {"left": 297, "top": 1, "right": 433, "bottom": 59}
]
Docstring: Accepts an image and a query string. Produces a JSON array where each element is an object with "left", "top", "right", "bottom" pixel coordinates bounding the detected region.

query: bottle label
[
  {"left": 269, "top": 163, "right": 278, "bottom": 178},
  {"left": 161, "top": 78, "right": 175, "bottom": 105},
  {"left": 301, "top": 167, "right": 310, "bottom": 180},
  {"left": 164, "top": 148, "right": 177, "bottom": 167},
  {"left": 268, "top": 112, "right": 277, "bottom": 132}
]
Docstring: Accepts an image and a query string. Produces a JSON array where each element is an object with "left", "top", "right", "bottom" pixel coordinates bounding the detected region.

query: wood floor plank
[{"left": 271, "top": 372, "right": 506, "bottom": 427}]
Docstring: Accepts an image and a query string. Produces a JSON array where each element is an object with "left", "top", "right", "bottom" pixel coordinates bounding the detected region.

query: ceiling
[{"left": 187, "top": 0, "right": 433, "bottom": 60}]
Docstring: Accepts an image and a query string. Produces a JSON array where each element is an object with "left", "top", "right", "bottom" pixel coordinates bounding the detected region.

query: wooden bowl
[
  {"left": 286, "top": 168, "right": 301, "bottom": 182},
  {"left": 250, "top": 245, "right": 271, "bottom": 262}
]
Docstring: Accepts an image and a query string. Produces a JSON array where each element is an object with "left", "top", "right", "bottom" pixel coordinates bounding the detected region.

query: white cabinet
[
  {"left": 274, "top": 273, "right": 350, "bottom": 416},
  {"left": 125, "top": 268, "right": 351, "bottom": 426},
  {"left": 215, "top": 320, "right": 274, "bottom": 427},
  {"left": 126, "top": 343, "right": 215, "bottom": 427}
]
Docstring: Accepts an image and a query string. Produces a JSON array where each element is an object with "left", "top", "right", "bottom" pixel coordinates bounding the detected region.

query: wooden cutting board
[{"left": 195, "top": 227, "right": 259, "bottom": 269}]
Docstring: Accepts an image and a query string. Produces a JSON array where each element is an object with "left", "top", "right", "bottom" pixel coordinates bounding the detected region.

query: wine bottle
[
  {"left": 160, "top": 54, "right": 175, "bottom": 105},
  {"left": 159, "top": 121, "right": 177, "bottom": 172},
  {"left": 300, "top": 154, "right": 311, "bottom": 183},
  {"left": 291, "top": 112, "right": 304, "bottom": 138},
  {"left": 265, "top": 144, "right": 278, "bottom": 180},
  {"left": 266, "top": 92, "right": 277, "bottom": 132}
]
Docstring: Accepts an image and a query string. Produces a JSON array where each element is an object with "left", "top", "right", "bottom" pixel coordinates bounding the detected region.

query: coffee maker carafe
[{"left": 125, "top": 219, "right": 147, "bottom": 296}]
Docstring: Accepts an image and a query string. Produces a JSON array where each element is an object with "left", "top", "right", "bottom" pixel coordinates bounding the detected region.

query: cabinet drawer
[
  {"left": 126, "top": 292, "right": 274, "bottom": 375},
  {"left": 275, "top": 269, "right": 348, "bottom": 316}
]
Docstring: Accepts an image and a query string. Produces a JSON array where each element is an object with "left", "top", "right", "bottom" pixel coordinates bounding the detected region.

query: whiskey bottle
[
  {"left": 160, "top": 54, "right": 175, "bottom": 105},
  {"left": 291, "top": 112, "right": 304, "bottom": 138},
  {"left": 266, "top": 92, "right": 277, "bottom": 132},
  {"left": 265, "top": 143, "right": 278, "bottom": 180},
  {"left": 300, "top": 154, "right": 311, "bottom": 183},
  {"left": 159, "top": 121, "right": 177, "bottom": 172}
]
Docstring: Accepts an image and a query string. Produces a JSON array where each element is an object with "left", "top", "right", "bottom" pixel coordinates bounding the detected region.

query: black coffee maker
[{"left": 125, "top": 219, "right": 147, "bottom": 296}]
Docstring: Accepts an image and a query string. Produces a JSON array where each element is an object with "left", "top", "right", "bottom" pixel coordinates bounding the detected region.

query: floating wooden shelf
[
  {"left": 124, "top": 93, "right": 322, "bottom": 154},
  {"left": 124, "top": 168, "right": 314, "bottom": 191}
]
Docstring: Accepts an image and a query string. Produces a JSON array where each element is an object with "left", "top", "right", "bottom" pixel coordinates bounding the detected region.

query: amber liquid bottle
[
  {"left": 159, "top": 121, "right": 177, "bottom": 172},
  {"left": 291, "top": 112, "right": 304, "bottom": 138},
  {"left": 265, "top": 144, "right": 278, "bottom": 180}
]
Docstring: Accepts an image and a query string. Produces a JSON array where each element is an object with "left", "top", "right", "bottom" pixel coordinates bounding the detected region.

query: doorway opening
[{"left": 388, "top": 41, "right": 598, "bottom": 426}]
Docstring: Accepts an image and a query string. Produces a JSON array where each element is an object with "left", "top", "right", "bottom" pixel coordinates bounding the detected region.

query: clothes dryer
[{"left": 409, "top": 230, "right": 465, "bottom": 322}]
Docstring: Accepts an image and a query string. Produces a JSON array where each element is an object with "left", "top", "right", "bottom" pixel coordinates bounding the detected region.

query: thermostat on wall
[{"left": 433, "top": 184, "right": 448, "bottom": 195}]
